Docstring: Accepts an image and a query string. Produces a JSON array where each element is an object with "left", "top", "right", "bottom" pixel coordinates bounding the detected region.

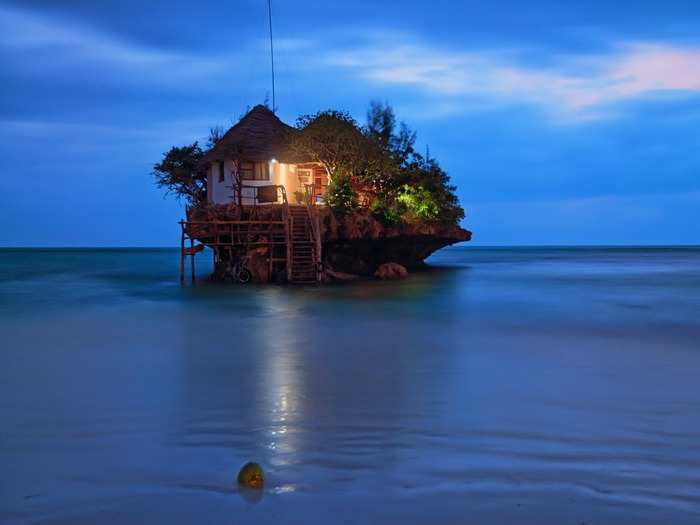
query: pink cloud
[
  {"left": 325, "top": 38, "right": 700, "bottom": 121},
  {"left": 610, "top": 44, "right": 700, "bottom": 96}
]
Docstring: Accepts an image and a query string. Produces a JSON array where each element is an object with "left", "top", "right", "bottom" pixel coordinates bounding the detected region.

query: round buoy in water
[{"left": 237, "top": 462, "right": 264, "bottom": 489}]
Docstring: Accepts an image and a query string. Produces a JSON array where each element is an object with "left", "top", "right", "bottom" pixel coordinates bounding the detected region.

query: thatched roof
[{"left": 201, "top": 105, "right": 304, "bottom": 165}]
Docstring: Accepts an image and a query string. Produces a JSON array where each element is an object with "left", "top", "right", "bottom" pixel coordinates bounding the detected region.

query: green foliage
[
  {"left": 370, "top": 198, "right": 402, "bottom": 225},
  {"left": 361, "top": 101, "right": 465, "bottom": 225},
  {"left": 366, "top": 101, "right": 416, "bottom": 167},
  {"left": 396, "top": 184, "right": 440, "bottom": 221},
  {"left": 293, "top": 110, "right": 370, "bottom": 217},
  {"left": 415, "top": 158, "right": 465, "bottom": 224},
  {"left": 325, "top": 170, "right": 357, "bottom": 215},
  {"left": 152, "top": 142, "right": 206, "bottom": 205},
  {"left": 293, "top": 110, "right": 369, "bottom": 179},
  {"left": 153, "top": 102, "right": 465, "bottom": 226}
]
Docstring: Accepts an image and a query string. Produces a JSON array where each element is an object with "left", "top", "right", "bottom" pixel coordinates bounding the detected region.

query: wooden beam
[
  {"left": 179, "top": 227, "right": 185, "bottom": 285},
  {"left": 190, "top": 237, "right": 195, "bottom": 283}
]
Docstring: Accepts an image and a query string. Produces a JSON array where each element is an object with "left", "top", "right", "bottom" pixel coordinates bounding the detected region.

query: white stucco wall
[
  {"left": 207, "top": 161, "right": 303, "bottom": 205},
  {"left": 207, "top": 161, "right": 229, "bottom": 204}
]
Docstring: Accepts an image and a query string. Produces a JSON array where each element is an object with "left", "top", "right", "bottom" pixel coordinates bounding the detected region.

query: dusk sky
[{"left": 2, "top": 0, "right": 699, "bottom": 247}]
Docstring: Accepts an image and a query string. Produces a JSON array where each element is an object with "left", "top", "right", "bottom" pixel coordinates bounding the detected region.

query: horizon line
[{"left": 1, "top": 244, "right": 699, "bottom": 250}]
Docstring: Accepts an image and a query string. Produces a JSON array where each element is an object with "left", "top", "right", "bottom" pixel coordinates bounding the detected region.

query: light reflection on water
[
  {"left": 257, "top": 290, "right": 302, "bottom": 470},
  {"left": 1, "top": 247, "right": 699, "bottom": 524}
]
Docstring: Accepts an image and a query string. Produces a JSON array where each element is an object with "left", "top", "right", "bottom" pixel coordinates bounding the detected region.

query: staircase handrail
[{"left": 304, "top": 199, "right": 323, "bottom": 282}]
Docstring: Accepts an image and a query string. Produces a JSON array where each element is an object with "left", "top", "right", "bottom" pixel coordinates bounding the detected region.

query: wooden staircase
[{"left": 288, "top": 206, "right": 318, "bottom": 284}]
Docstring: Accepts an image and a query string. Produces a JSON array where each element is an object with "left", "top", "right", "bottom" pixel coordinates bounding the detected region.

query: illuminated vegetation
[
  {"left": 294, "top": 101, "right": 464, "bottom": 225},
  {"left": 154, "top": 102, "right": 464, "bottom": 227}
]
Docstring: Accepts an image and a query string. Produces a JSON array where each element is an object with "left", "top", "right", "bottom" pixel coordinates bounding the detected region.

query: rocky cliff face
[{"left": 315, "top": 207, "right": 471, "bottom": 276}]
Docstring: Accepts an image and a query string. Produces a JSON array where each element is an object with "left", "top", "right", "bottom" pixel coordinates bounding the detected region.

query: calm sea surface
[{"left": 1, "top": 246, "right": 699, "bottom": 524}]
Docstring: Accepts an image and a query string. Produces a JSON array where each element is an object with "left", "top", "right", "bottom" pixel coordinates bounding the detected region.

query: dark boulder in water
[
  {"left": 237, "top": 462, "right": 264, "bottom": 489},
  {"left": 375, "top": 262, "right": 409, "bottom": 280}
]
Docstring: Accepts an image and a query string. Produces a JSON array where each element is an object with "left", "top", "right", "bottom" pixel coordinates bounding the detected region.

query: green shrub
[
  {"left": 370, "top": 198, "right": 402, "bottom": 225},
  {"left": 396, "top": 184, "right": 440, "bottom": 221},
  {"left": 325, "top": 171, "right": 357, "bottom": 215}
]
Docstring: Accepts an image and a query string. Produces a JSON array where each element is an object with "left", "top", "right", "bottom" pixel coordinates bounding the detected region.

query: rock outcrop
[
  {"left": 316, "top": 207, "right": 470, "bottom": 277},
  {"left": 188, "top": 204, "right": 471, "bottom": 282},
  {"left": 375, "top": 262, "right": 409, "bottom": 280}
]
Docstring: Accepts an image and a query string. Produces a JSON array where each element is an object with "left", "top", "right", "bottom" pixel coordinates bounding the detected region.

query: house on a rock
[
  {"left": 201, "top": 104, "right": 330, "bottom": 206},
  {"left": 179, "top": 104, "right": 470, "bottom": 286}
]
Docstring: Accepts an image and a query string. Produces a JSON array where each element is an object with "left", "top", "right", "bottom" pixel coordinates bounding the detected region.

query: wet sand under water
[{"left": 1, "top": 247, "right": 699, "bottom": 524}]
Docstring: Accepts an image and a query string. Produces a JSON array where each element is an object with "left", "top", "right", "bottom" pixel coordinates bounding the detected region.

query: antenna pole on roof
[{"left": 267, "top": 0, "right": 276, "bottom": 113}]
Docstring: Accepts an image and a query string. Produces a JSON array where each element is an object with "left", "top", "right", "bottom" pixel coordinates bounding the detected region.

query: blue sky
[{"left": 1, "top": 0, "right": 699, "bottom": 246}]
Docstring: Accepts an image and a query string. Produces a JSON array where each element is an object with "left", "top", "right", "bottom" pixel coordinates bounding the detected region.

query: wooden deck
[{"left": 179, "top": 203, "right": 322, "bottom": 285}]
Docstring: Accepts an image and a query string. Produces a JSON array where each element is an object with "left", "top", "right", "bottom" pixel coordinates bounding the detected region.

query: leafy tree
[
  {"left": 153, "top": 102, "right": 465, "bottom": 225},
  {"left": 360, "top": 102, "right": 403, "bottom": 198},
  {"left": 207, "top": 126, "right": 225, "bottom": 148},
  {"left": 325, "top": 170, "right": 357, "bottom": 215},
  {"left": 366, "top": 101, "right": 416, "bottom": 167},
  {"left": 293, "top": 110, "right": 369, "bottom": 180},
  {"left": 411, "top": 157, "right": 464, "bottom": 224},
  {"left": 153, "top": 142, "right": 205, "bottom": 205},
  {"left": 363, "top": 101, "right": 464, "bottom": 225},
  {"left": 292, "top": 110, "right": 371, "bottom": 214},
  {"left": 153, "top": 128, "right": 229, "bottom": 206}
]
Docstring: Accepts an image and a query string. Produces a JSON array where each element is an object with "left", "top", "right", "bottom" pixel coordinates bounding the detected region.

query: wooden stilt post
[
  {"left": 179, "top": 226, "right": 185, "bottom": 285},
  {"left": 190, "top": 237, "right": 196, "bottom": 283},
  {"left": 268, "top": 237, "right": 273, "bottom": 281},
  {"left": 283, "top": 204, "right": 292, "bottom": 282}
]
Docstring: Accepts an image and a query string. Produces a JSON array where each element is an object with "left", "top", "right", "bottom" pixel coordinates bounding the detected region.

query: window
[
  {"left": 218, "top": 161, "right": 225, "bottom": 183},
  {"left": 239, "top": 161, "right": 270, "bottom": 181},
  {"left": 297, "top": 168, "right": 312, "bottom": 184}
]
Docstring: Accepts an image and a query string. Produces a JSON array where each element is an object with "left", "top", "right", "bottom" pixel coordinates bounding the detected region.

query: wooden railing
[
  {"left": 302, "top": 183, "right": 323, "bottom": 282},
  {"left": 302, "top": 182, "right": 326, "bottom": 206},
  {"left": 179, "top": 215, "right": 290, "bottom": 285},
  {"left": 179, "top": 184, "right": 326, "bottom": 284},
  {"left": 182, "top": 219, "right": 288, "bottom": 247},
  {"left": 302, "top": 183, "right": 315, "bottom": 206},
  {"left": 229, "top": 184, "right": 288, "bottom": 205},
  {"left": 282, "top": 203, "right": 292, "bottom": 282}
]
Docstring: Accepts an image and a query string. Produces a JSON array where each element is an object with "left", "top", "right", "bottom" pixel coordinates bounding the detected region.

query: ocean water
[{"left": 1, "top": 246, "right": 699, "bottom": 524}]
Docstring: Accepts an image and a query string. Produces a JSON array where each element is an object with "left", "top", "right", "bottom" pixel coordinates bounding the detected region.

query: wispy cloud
[
  {"left": 3, "top": 4, "right": 699, "bottom": 123},
  {"left": 0, "top": 5, "right": 228, "bottom": 84},
  {"left": 324, "top": 36, "right": 700, "bottom": 121}
]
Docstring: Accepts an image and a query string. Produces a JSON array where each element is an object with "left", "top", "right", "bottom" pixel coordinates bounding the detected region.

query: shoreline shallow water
[{"left": 1, "top": 246, "right": 699, "bottom": 524}]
